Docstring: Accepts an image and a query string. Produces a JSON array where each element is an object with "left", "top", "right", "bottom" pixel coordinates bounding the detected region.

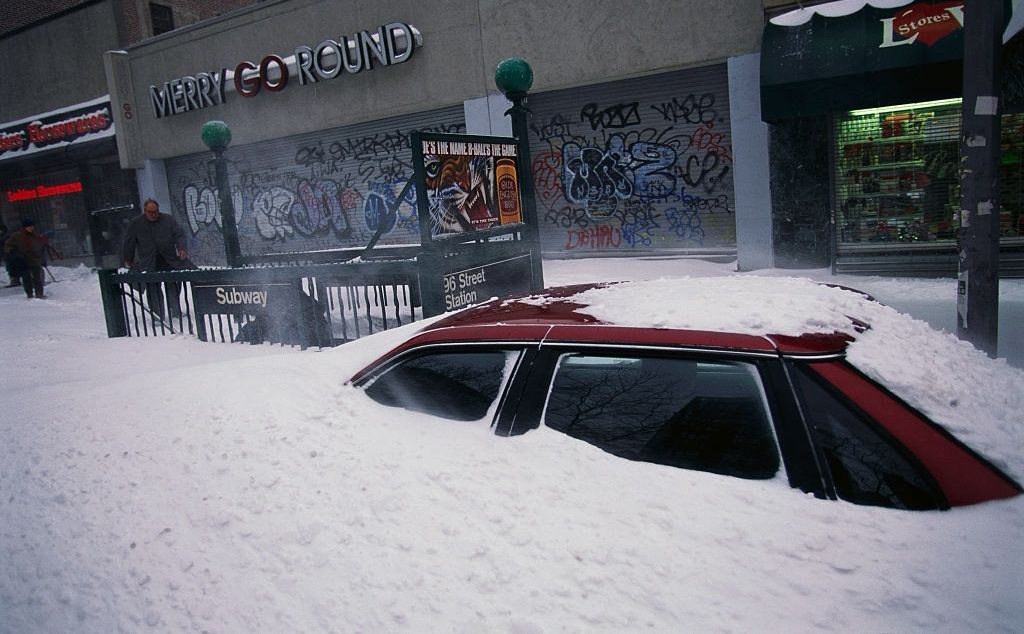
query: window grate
[
  {"left": 150, "top": 3, "right": 174, "bottom": 36},
  {"left": 834, "top": 101, "right": 1024, "bottom": 252}
]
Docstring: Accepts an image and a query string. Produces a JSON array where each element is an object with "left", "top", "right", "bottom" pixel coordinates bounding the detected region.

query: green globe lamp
[
  {"left": 493, "top": 58, "right": 543, "bottom": 291},
  {"left": 494, "top": 57, "right": 533, "bottom": 100},
  {"left": 201, "top": 120, "right": 241, "bottom": 267},
  {"left": 201, "top": 120, "right": 232, "bottom": 151}
]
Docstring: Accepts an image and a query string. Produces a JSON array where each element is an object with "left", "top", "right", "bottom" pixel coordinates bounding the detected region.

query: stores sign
[
  {"left": 0, "top": 100, "right": 113, "bottom": 161},
  {"left": 6, "top": 180, "right": 84, "bottom": 203},
  {"left": 879, "top": 2, "right": 963, "bottom": 48},
  {"left": 150, "top": 22, "right": 420, "bottom": 119}
]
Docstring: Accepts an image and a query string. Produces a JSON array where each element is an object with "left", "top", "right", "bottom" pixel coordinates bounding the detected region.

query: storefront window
[{"left": 834, "top": 99, "right": 1024, "bottom": 251}]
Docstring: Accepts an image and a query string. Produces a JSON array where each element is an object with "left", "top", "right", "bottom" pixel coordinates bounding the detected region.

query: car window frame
[
  {"left": 356, "top": 343, "right": 534, "bottom": 428},
  {"left": 789, "top": 358, "right": 1021, "bottom": 508},
  {"left": 514, "top": 344, "right": 823, "bottom": 487},
  {"left": 784, "top": 358, "right": 949, "bottom": 509}
]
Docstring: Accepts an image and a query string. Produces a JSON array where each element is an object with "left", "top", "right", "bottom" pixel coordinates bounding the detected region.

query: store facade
[
  {"left": 0, "top": 1, "right": 141, "bottom": 265},
  {"left": 0, "top": 0, "right": 258, "bottom": 267},
  {"left": 762, "top": 0, "right": 1024, "bottom": 275},
  {"left": 0, "top": 96, "right": 138, "bottom": 261},
  {"left": 104, "top": 0, "right": 773, "bottom": 268}
]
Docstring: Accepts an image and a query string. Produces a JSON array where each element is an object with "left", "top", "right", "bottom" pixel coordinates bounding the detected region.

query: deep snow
[{"left": 1, "top": 260, "right": 1022, "bottom": 633}]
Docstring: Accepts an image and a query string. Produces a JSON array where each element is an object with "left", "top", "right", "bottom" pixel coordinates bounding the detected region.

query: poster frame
[{"left": 410, "top": 130, "right": 527, "bottom": 246}]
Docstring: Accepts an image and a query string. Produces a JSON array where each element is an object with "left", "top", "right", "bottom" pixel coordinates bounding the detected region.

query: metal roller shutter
[
  {"left": 833, "top": 101, "right": 962, "bottom": 260},
  {"left": 833, "top": 101, "right": 1024, "bottom": 276},
  {"left": 835, "top": 99, "right": 1024, "bottom": 274},
  {"left": 526, "top": 64, "right": 736, "bottom": 257},
  {"left": 165, "top": 106, "right": 465, "bottom": 265}
]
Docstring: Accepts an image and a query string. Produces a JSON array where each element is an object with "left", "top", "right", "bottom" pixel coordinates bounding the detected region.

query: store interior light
[{"left": 849, "top": 98, "right": 962, "bottom": 116}]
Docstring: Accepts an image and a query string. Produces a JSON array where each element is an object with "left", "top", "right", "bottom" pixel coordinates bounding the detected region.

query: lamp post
[
  {"left": 494, "top": 57, "right": 544, "bottom": 291},
  {"left": 201, "top": 120, "right": 242, "bottom": 268}
]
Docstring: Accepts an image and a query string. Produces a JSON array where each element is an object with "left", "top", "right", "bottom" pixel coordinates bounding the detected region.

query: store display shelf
[
  {"left": 848, "top": 160, "right": 925, "bottom": 171},
  {"left": 839, "top": 189, "right": 924, "bottom": 200},
  {"left": 842, "top": 134, "right": 926, "bottom": 146},
  {"left": 846, "top": 214, "right": 923, "bottom": 225}
]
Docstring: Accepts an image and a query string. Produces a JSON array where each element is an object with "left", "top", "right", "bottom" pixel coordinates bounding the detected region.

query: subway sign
[{"left": 149, "top": 22, "right": 420, "bottom": 119}]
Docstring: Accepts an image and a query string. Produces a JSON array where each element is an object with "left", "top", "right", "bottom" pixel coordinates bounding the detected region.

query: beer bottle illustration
[{"left": 495, "top": 157, "right": 522, "bottom": 225}]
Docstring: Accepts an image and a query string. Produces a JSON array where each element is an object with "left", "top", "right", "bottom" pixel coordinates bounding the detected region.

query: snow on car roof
[
  {"left": 564, "top": 277, "right": 871, "bottom": 337},
  {"left": 438, "top": 276, "right": 1024, "bottom": 483}
]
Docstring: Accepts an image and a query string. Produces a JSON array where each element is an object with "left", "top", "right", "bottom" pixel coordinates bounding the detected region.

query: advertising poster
[{"left": 420, "top": 137, "right": 523, "bottom": 239}]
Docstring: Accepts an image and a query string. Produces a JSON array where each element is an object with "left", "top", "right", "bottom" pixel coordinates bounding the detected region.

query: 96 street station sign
[{"left": 442, "top": 254, "right": 533, "bottom": 311}]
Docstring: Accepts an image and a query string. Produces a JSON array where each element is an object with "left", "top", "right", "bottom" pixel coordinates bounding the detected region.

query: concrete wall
[
  {"left": 0, "top": 1, "right": 120, "bottom": 121},
  {"left": 0, "top": 0, "right": 270, "bottom": 126},
  {"left": 728, "top": 53, "right": 774, "bottom": 270},
  {"left": 480, "top": 0, "right": 762, "bottom": 92},
  {"left": 107, "top": 0, "right": 764, "bottom": 167}
]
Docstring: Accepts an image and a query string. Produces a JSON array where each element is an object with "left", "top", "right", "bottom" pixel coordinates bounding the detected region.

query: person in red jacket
[
  {"left": 0, "top": 223, "right": 19, "bottom": 287},
  {"left": 4, "top": 218, "right": 58, "bottom": 299}
]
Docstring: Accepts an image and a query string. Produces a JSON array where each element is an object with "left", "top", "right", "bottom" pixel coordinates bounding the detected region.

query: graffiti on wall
[
  {"left": 530, "top": 86, "right": 735, "bottom": 252},
  {"left": 167, "top": 122, "right": 464, "bottom": 263}
]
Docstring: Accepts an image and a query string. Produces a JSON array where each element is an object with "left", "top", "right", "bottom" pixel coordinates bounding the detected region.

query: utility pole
[{"left": 956, "top": 0, "right": 1004, "bottom": 356}]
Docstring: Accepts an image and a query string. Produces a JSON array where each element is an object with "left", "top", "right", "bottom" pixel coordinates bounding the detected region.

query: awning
[{"left": 761, "top": 0, "right": 1015, "bottom": 121}]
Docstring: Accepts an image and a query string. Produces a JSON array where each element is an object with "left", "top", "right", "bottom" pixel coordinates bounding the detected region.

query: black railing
[
  {"left": 238, "top": 245, "right": 421, "bottom": 268},
  {"left": 98, "top": 259, "right": 422, "bottom": 349}
]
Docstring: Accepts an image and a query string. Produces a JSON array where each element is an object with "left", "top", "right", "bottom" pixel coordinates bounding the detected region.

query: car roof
[{"left": 411, "top": 282, "right": 856, "bottom": 357}]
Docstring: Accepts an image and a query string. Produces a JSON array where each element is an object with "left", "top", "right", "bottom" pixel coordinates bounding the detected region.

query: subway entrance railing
[
  {"left": 97, "top": 237, "right": 539, "bottom": 348},
  {"left": 97, "top": 250, "right": 424, "bottom": 348},
  {"left": 99, "top": 113, "right": 547, "bottom": 348}
]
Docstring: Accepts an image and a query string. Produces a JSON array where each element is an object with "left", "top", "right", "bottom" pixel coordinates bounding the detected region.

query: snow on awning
[{"left": 770, "top": 0, "right": 1023, "bottom": 42}]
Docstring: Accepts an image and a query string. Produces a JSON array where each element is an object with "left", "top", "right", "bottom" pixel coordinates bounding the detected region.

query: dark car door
[{"left": 508, "top": 345, "right": 831, "bottom": 493}]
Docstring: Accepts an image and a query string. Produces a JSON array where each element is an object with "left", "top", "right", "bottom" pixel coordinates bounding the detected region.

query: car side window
[
  {"left": 791, "top": 365, "right": 942, "bottom": 510},
  {"left": 543, "top": 354, "right": 780, "bottom": 480},
  {"left": 364, "top": 350, "right": 517, "bottom": 422}
]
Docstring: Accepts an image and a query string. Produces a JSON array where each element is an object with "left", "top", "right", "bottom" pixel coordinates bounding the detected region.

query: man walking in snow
[
  {"left": 4, "top": 219, "right": 56, "bottom": 299},
  {"left": 122, "top": 198, "right": 194, "bottom": 318}
]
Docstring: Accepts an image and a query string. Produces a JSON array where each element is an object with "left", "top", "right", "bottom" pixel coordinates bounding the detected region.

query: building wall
[
  {"left": 118, "top": 0, "right": 260, "bottom": 43},
  {"left": 114, "top": 0, "right": 144, "bottom": 44},
  {"left": 1, "top": 0, "right": 104, "bottom": 37},
  {"left": 0, "top": 1, "right": 121, "bottom": 120},
  {"left": 0, "top": 0, "right": 262, "bottom": 124},
  {"left": 479, "top": 0, "right": 761, "bottom": 94},
  {"left": 729, "top": 53, "right": 774, "bottom": 270},
  {"left": 768, "top": 116, "right": 831, "bottom": 268},
  {"left": 107, "top": 0, "right": 765, "bottom": 167},
  {"left": 0, "top": 0, "right": 263, "bottom": 260}
]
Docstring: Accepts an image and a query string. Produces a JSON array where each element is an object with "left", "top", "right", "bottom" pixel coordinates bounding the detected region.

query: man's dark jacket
[{"left": 122, "top": 213, "right": 190, "bottom": 272}]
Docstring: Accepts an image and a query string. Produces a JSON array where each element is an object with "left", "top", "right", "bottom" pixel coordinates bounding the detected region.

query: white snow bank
[{"left": 1, "top": 263, "right": 1022, "bottom": 633}]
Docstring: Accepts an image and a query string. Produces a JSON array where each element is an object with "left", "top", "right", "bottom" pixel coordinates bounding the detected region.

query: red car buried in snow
[{"left": 351, "top": 281, "right": 1021, "bottom": 511}]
